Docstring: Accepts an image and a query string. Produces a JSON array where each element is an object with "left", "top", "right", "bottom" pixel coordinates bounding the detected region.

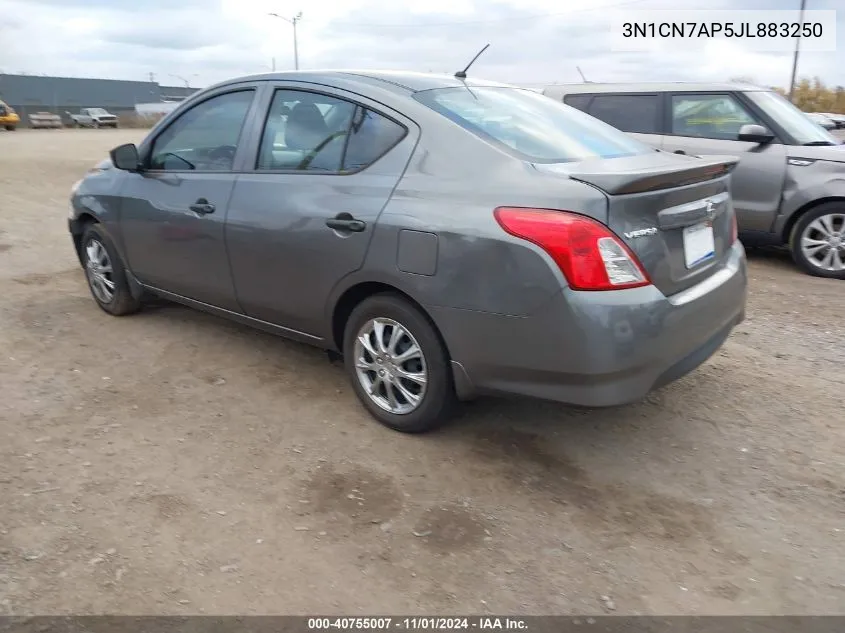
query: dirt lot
[{"left": 0, "top": 129, "right": 843, "bottom": 616}]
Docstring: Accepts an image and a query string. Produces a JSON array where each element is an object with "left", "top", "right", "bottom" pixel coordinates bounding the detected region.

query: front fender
[{"left": 774, "top": 166, "right": 845, "bottom": 237}]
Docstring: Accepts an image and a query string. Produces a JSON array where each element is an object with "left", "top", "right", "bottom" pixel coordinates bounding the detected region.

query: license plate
[{"left": 683, "top": 221, "right": 715, "bottom": 268}]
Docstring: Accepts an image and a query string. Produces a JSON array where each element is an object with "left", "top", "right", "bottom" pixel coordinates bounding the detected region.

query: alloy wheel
[
  {"left": 85, "top": 239, "right": 115, "bottom": 304},
  {"left": 353, "top": 317, "right": 428, "bottom": 415},
  {"left": 800, "top": 213, "right": 845, "bottom": 272}
]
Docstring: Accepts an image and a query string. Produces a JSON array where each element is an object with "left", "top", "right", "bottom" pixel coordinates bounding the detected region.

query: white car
[{"left": 806, "top": 112, "right": 836, "bottom": 130}]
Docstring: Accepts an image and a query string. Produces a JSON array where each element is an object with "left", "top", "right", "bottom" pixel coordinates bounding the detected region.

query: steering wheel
[{"left": 297, "top": 132, "right": 347, "bottom": 171}]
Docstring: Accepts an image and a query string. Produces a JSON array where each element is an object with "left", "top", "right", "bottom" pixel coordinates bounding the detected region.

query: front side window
[
  {"left": 149, "top": 90, "right": 254, "bottom": 172},
  {"left": 588, "top": 94, "right": 660, "bottom": 134},
  {"left": 745, "top": 89, "right": 839, "bottom": 146},
  {"left": 414, "top": 86, "right": 650, "bottom": 163},
  {"left": 670, "top": 94, "right": 759, "bottom": 140}
]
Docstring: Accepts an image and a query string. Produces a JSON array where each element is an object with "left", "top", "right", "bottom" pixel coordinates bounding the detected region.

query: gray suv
[{"left": 543, "top": 83, "right": 845, "bottom": 279}]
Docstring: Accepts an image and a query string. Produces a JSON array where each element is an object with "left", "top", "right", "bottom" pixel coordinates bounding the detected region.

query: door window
[
  {"left": 587, "top": 94, "right": 660, "bottom": 134},
  {"left": 257, "top": 90, "right": 356, "bottom": 172},
  {"left": 149, "top": 89, "right": 254, "bottom": 172},
  {"left": 670, "top": 94, "right": 760, "bottom": 140},
  {"left": 256, "top": 89, "right": 407, "bottom": 173}
]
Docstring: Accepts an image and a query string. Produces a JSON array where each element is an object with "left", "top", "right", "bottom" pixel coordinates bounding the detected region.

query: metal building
[{"left": 0, "top": 74, "right": 200, "bottom": 126}]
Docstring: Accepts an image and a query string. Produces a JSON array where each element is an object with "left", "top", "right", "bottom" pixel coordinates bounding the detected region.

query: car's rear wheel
[
  {"left": 343, "top": 293, "right": 456, "bottom": 433},
  {"left": 790, "top": 203, "right": 845, "bottom": 279},
  {"left": 81, "top": 223, "right": 141, "bottom": 316},
  {"left": 4, "top": 125, "right": 14, "bottom": 131}
]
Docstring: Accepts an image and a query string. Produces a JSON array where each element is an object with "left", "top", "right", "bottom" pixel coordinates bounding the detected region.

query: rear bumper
[{"left": 431, "top": 242, "right": 747, "bottom": 406}]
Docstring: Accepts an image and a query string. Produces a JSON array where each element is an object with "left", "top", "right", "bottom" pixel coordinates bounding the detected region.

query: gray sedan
[{"left": 68, "top": 70, "right": 747, "bottom": 433}]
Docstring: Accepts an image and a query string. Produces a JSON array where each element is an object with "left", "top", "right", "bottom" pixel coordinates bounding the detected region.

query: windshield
[
  {"left": 745, "top": 90, "right": 839, "bottom": 145},
  {"left": 88, "top": 108, "right": 107, "bottom": 115},
  {"left": 414, "top": 86, "right": 651, "bottom": 163}
]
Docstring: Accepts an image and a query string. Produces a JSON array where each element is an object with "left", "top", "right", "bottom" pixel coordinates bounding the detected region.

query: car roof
[
  {"left": 213, "top": 70, "right": 515, "bottom": 94},
  {"left": 543, "top": 82, "right": 772, "bottom": 98}
]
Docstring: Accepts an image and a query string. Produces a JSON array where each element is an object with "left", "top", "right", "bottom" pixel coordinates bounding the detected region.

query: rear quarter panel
[{"left": 335, "top": 120, "right": 609, "bottom": 318}]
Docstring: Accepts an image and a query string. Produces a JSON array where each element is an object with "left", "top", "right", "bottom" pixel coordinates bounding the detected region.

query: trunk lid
[{"left": 533, "top": 152, "right": 739, "bottom": 297}]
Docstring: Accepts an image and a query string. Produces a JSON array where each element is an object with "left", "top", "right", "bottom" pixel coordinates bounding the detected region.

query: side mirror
[
  {"left": 738, "top": 124, "right": 774, "bottom": 145},
  {"left": 110, "top": 143, "right": 141, "bottom": 171}
]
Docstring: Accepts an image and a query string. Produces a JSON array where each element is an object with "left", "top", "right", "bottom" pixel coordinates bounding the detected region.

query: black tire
[
  {"left": 4, "top": 125, "right": 15, "bottom": 131},
  {"left": 343, "top": 293, "right": 456, "bottom": 433},
  {"left": 80, "top": 223, "right": 142, "bottom": 316},
  {"left": 789, "top": 202, "right": 845, "bottom": 279}
]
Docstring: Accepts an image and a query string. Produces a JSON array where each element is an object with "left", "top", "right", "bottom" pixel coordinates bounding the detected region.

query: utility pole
[
  {"left": 788, "top": 0, "right": 807, "bottom": 102},
  {"left": 148, "top": 72, "right": 155, "bottom": 83},
  {"left": 268, "top": 11, "right": 302, "bottom": 70},
  {"left": 170, "top": 74, "right": 190, "bottom": 88}
]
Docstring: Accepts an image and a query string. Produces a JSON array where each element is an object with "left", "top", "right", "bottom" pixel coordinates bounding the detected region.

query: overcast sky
[{"left": 0, "top": 0, "right": 842, "bottom": 89}]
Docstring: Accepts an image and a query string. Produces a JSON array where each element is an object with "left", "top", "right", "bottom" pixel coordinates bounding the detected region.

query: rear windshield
[{"left": 414, "top": 86, "right": 651, "bottom": 163}]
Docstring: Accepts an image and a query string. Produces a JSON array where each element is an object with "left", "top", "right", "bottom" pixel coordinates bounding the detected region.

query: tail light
[
  {"left": 730, "top": 210, "right": 738, "bottom": 244},
  {"left": 494, "top": 207, "right": 651, "bottom": 291}
]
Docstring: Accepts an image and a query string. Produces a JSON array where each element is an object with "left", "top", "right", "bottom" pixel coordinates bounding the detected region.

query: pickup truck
[{"left": 67, "top": 108, "right": 119, "bottom": 128}]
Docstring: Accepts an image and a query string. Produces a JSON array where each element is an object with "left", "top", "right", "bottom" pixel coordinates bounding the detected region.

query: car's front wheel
[
  {"left": 4, "top": 125, "right": 15, "bottom": 131},
  {"left": 80, "top": 223, "right": 142, "bottom": 315},
  {"left": 343, "top": 293, "right": 456, "bottom": 433},
  {"left": 790, "top": 203, "right": 845, "bottom": 279}
]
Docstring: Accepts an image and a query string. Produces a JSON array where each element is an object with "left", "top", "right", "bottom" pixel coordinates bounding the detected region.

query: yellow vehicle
[{"left": 0, "top": 99, "right": 20, "bottom": 130}]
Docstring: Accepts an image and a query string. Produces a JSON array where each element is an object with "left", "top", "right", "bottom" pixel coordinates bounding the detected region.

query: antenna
[
  {"left": 576, "top": 66, "right": 589, "bottom": 82},
  {"left": 454, "top": 44, "right": 490, "bottom": 80}
]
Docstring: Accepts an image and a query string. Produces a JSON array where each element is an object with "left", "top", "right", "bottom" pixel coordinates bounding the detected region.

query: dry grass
[{"left": 117, "top": 113, "right": 164, "bottom": 128}]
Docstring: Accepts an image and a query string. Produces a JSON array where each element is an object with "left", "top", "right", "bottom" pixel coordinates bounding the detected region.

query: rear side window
[
  {"left": 587, "top": 94, "right": 660, "bottom": 134},
  {"left": 343, "top": 108, "right": 407, "bottom": 171},
  {"left": 414, "top": 86, "right": 650, "bottom": 163},
  {"left": 563, "top": 94, "right": 592, "bottom": 112}
]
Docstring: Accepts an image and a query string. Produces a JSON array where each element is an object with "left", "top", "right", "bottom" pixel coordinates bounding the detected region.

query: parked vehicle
[
  {"left": 67, "top": 107, "right": 119, "bottom": 128},
  {"left": 28, "top": 112, "right": 63, "bottom": 129},
  {"left": 544, "top": 82, "right": 845, "bottom": 279},
  {"left": 69, "top": 71, "right": 746, "bottom": 432},
  {"left": 0, "top": 99, "right": 20, "bottom": 130},
  {"left": 806, "top": 112, "right": 837, "bottom": 130},
  {"left": 820, "top": 112, "right": 845, "bottom": 129}
]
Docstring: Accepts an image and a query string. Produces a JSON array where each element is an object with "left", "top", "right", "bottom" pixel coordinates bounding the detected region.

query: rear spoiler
[{"left": 559, "top": 154, "right": 739, "bottom": 196}]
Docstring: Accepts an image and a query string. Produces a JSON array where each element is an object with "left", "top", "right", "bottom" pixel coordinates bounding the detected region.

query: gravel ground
[{"left": 0, "top": 129, "right": 843, "bottom": 616}]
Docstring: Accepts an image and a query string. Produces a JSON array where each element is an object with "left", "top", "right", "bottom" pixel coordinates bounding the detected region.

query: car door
[
  {"left": 565, "top": 92, "right": 665, "bottom": 148},
  {"left": 119, "top": 85, "right": 261, "bottom": 311},
  {"left": 225, "top": 84, "right": 417, "bottom": 337},
  {"left": 661, "top": 92, "right": 787, "bottom": 233}
]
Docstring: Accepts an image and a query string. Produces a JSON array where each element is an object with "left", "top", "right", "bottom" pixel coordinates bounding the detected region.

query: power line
[{"left": 319, "top": 0, "right": 653, "bottom": 28}]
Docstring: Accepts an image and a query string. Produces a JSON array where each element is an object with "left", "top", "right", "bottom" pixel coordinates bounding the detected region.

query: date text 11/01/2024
[
  {"left": 307, "top": 618, "right": 528, "bottom": 630},
  {"left": 621, "top": 22, "right": 824, "bottom": 38}
]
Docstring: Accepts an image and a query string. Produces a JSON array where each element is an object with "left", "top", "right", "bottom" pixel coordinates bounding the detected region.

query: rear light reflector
[
  {"left": 494, "top": 207, "right": 651, "bottom": 291},
  {"left": 730, "top": 210, "right": 738, "bottom": 244}
]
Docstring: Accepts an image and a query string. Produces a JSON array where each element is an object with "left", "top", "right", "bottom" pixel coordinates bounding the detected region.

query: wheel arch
[
  {"left": 783, "top": 196, "right": 845, "bottom": 244},
  {"left": 331, "top": 281, "right": 446, "bottom": 354},
  {"left": 70, "top": 211, "right": 101, "bottom": 265}
]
